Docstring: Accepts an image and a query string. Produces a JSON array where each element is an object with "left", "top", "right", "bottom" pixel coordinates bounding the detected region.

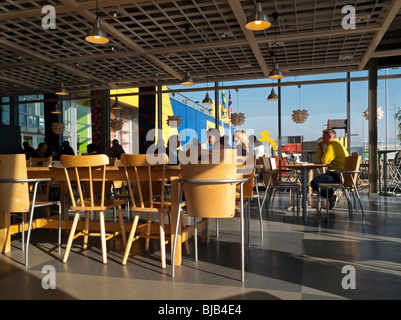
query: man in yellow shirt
[{"left": 310, "top": 129, "right": 349, "bottom": 208}]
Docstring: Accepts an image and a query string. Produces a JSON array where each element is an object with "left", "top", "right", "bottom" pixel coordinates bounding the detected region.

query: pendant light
[
  {"left": 202, "top": 57, "right": 213, "bottom": 105},
  {"left": 181, "top": 24, "right": 195, "bottom": 86},
  {"left": 51, "top": 103, "right": 61, "bottom": 114},
  {"left": 245, "top": 0, "right": 271, "bottom": 31},
  {"left": 267, "top": 88, "right": 279, "bottom": 101},
  {"left": 268, "top": 12, "right": 284, "bottom": 80},
  {"left": 112, "top": 67, "right": 122, "bottom": 110},
  {"left": 55, "top": 40, "right": 68, "bottom": 96},
  {"left": 86, "top": 0, "right": 109, "bottom": 44}
]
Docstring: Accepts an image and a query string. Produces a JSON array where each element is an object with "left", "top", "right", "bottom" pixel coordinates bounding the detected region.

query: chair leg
[
  {"left": 63, "top": 211, "right": 80, "bottom": 263},
  {"left": 122, "top": 212, "right": 140, "bottom": 265},
  {"left": 159, "top": 211, "right": 166, "bottom": 268},
  {"left": 117, "top": 206, "right": 127, "bottom": 247},
  {"left": 172, "top": 186, "right": 184, "bottom": 278},
  {"left": 99, "top": 211, "right": 107, "bottom": 264},
  {"left": 145, "top": 213, "right": 152, "bottom": 252},
  {"left": 83, "top": 211, "right": 90, "bottom": 250}
]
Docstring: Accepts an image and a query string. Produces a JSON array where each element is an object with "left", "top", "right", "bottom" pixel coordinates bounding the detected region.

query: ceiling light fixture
[
  {"left": 55, "top": 40, "right": 68, "bottom": 96},
  {"left": 112, "top": 67, "right": 122, "bottom": 110},
  {"left": 245, "top": 0, "right": 271, "bottom": 31},
  {"left": 51, "top": 103, "right": 61, "bottom": 114},
  {"left": 267, "top": 88, "right": 278, "bottom": 101},
  {"left": 268, "top": 12, "right": 284, "bottom": 80},
  {"left": 202, "top": 57, "right": 213, "bottom": 105},
  {"left": 86, "top": 0, "right": 109, "bottom": 44},
  {"left": 181, "top": 24, "right": 195, "bottom": 86}
]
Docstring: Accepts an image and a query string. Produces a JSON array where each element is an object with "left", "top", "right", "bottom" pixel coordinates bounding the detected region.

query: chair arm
[{"left": 335, "top": 170, "right": 360, "bottom": 174}]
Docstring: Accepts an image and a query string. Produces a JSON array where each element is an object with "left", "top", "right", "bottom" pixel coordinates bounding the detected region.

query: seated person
[
  {"left": 22, "top": 142, "right": 36, "bottom": 160},
  {"left": 33, "top": 142, "right": 49, "bottom": 158},
  {"left": 59, "top": 141, "right": 75, "bottom": 156},
  {"left": 233, "top": 130, "right": 248, "bottom": 156},
  {"left": 310, "top": 129, "right": 349, "bottom": 208},
  {"left": 109, "top": 139, "right": 125, "bottom": 159},
  {"left": 166, "top": 135, "right": 181, "bottom": 165},
  {"left": 86, "top": 143, "right": 98, "bottom": 155}
]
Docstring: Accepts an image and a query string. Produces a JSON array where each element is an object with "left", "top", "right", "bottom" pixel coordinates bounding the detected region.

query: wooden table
[
  {"left": 0, "top": 165, "right": 193, "bottom": 266},
  {"left": 284, "top": 164, "right": 328, "bottom": 221}
]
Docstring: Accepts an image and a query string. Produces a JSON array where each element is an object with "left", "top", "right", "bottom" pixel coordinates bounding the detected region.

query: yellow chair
[
  {"left": 0, "top": 154, "right": 61, "bottom": 266},
  {"left": 171, "top": 149, "right": 249, "bottom": 281},
  {"left": 60, "top": 154, "right": 127, "bottom": 264}
]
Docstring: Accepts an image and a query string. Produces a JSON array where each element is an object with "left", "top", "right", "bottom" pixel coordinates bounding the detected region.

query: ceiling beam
[
  {"left": 358, "top": 0, "right": 401, "bottom": 71},
  {"left": 228, "top": 0, "right": 270, "bottom": 78}
]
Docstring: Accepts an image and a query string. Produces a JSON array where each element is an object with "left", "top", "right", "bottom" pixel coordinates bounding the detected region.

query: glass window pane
[
  {"left": 19, "top": 114, "right": 27, "bottom": 126},
  {"left": 1, "top": 111, "right": 10, "bottom": 125}
]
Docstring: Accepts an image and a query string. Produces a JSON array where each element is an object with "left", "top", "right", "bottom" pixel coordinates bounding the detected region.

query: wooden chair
[
  {"left": 260, "top": 155, "right": 301, "bottom": 219},
  {"left": 120, "top": 153, "right": 173, "bottom": 268},
  {"left": 60, "top": 154, "right": 127, "bottom": 264},
  {"left": 0, "top": 154, "right": 61, "bottom": 266},
  {"left": 171, "top": 149, "right": 249, "bottom": 281},
  {"left": 317, "top": 154, "right": 365, "bottom": 223}
]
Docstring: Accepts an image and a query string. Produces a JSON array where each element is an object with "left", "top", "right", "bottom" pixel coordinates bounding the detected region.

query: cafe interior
[{"left": 1, "top": 0, "right": 401, "bottom": 301}]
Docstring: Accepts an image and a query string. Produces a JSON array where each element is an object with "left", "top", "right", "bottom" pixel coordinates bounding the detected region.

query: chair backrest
[
  {"left": 28, "top": 156, "right": 52, "bottom": 167},
  {"left": 343, "top": 154, "right": 362, "bottom": 188},
  {"left": 120, "top": 153, "right": 168, "bottom": 208},
  {"left": 260, "top": 155, "right": 277, "bottom": 187},
  {"left": 60, "top": 154, "right": 109, "bottom": 208},
  {"left": 180, "top": 149, "right": 237, "bottom": 218},
  {"left": 0, "top": 154, "right": 30, "bottom": 212}
]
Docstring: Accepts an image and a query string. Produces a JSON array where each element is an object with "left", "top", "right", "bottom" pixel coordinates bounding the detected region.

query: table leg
[
  {"left": 0, "top": 212, "right": 11, "bottom": 253},
  {"left": 301, "top": 169, "right": 309, "bottom": 221},
  {"left": 383, "top": 154, "right": 388, "bottom": 194}
]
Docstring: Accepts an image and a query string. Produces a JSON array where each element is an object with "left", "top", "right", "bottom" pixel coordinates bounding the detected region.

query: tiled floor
[{"left": 1, "top": 189, "right": 401, "bottom": 300}]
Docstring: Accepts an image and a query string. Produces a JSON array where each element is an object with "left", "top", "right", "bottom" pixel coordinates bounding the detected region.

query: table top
[
  {"left": 378, "top": 149, "right": 400, "bottom": 154},
  {"left": 285, "top": 163, "right": 328, "bottom": 169}
]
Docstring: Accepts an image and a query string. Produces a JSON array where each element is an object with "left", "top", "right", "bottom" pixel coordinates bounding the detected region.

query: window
[{"left": 1, "top": 97, "right": 10, "bottom": 125}]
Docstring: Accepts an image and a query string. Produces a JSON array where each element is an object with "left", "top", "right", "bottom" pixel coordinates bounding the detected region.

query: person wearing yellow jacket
[{"left": 310, "top": 129, "right": 349, "bottom": 208}]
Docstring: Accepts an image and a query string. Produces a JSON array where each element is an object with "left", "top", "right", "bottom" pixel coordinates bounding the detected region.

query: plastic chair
[
  {"left": 317, "top": 154, "right": 365, "bottom": 223},
  {"left": 0, "top": 154, "right": 61, "bottom": 267},
  {"left": 171, "top": 149, "right": 249, "bottom": 281},
  {"left": 60, "top": 154, "right": 127, "bottom": 264}
]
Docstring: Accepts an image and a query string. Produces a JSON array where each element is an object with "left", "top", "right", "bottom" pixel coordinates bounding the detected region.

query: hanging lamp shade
[
  {"left": 112, "top": 97, "right": 122, "bottom": 110},
  {"left": 267, "top": 88, "right": 279, "bottom": 101},
  {"left": 51, "top": 103, "right": 61, "bottom": 114},
  {"left": 245, "top": 1, "right": 271, "bottom": 31},
  {"left": 269, "top": 63, "right": 284, "bottom": 79},
  {"left": 181, "top": 70, "right": 195, "bottom": 86},
  {"left": 202, "top": 92, "right": 213, "bottom": 105},
  {"left": 86, "top": 17, "right": 109, "bottom": 44},
  {"left": 55, "top": 81, "right": 68, "bottom": 96}
]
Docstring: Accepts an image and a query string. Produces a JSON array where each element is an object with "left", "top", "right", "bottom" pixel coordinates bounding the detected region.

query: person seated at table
[
  {"left": 220, "top": 135, "right": 232, "bottom": 149},
  {"left": 248, "top": 134, "right": 264, "bottom": 158},
  {"left": 86, "top": 143, "right": 98, "bottom": 155},
  {"left": 22, "top": 142, "right": 36, "bottom": 160},
  {"left": 233, "top": 130, "right": 248, "bottom": 156},
  {"left": 166, "top": 135, "right": 181, "bottom": 165},
  {"left": 109, "top": 139, "right": 125, "bottom": 159},
  {"left": 59, "top": 140, "right": 75, "bottom": 156},
  {"left": 207, "top": 128, "right": 220, "bottom": 149},
  {"left": 310, "top": 129, "right": 349, "bottom": 208},
  {"left": 33, "top": 142, "right": 49, "bottom": 158}
]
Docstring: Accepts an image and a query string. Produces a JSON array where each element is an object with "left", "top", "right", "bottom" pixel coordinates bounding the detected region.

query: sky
[{"left": 171, "top": 68, "right": 401, "bottom": 149}]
